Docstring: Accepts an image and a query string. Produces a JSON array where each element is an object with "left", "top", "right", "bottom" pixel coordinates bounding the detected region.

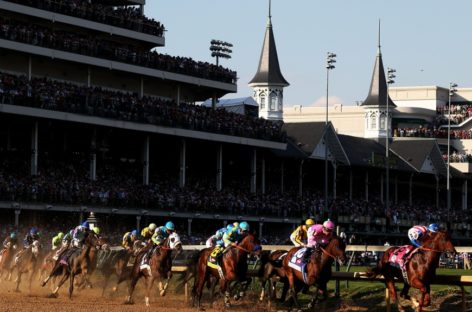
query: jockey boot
[{"left": 302, "top": 247, "right": 312, "bottom": 264}]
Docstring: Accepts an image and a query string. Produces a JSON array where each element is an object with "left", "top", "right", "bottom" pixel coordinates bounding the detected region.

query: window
[
  {"left": 260, "top": 95, "right": 265, "bottom": 109},
  {"left": 380, "top": 113, "right": 386, "bottom": 130},
  {"left": 270, "top": 95, "right": 277, "bottom": 110},
  {"left": 370, "top": 113, "right": 377, "bottom": 129}
]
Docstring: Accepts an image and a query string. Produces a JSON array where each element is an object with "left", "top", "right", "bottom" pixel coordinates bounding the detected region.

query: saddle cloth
[
  {"left": 288, "top": 248, "right": 309, "bottom": 284},
  {"left": 388, "top": 245, "right": 416, "bottom": 284}
]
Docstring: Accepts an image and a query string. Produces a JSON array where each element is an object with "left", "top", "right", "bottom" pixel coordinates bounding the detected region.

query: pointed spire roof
[
  {"left": 361, "top": 21, "right": 395, "bottom": 107},
  {"left": 249, "top": 0, "right": 289, "bottom": 87}
]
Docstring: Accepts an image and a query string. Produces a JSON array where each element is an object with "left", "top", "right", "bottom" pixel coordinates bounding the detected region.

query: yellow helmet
[
  {"left": 305, "top": 219, "right": 315, "bottom": 226},
  {"left": 92, "top": 227, "right": 100, "bottom": 235}
]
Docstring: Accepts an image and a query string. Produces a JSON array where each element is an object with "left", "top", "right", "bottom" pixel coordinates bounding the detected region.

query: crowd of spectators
[
  {"left": 437, "top": 104, "right": 472, "bottom": 125},
  {"left": 0, "top": 17, "right": 236, "bottom": 84},
  {"left": 394, "top": 127, "right": 472, "bottom": 139},
  {"left": 5, "top": 0, "right": 165, "bottom": 37},
  {"left": 443, "top": 151, "right": 472, "bottom": 163},
  {"left": 0, "top": 72, "right": 285, "bottom": 141}
]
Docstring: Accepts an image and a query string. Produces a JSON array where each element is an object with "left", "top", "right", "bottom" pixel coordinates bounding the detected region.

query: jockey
[
  {"left": 290, "top": 218, "right": 315, "bottom": 247},
  {"left": 205, "top": 226, "right": 228, "bottom": 248},
  {"left": 24, "top": 227, "right": 40, "bottom": 248},
  {"left": 408, "top": 223, "right": 438, "bottom": 247},
  {"left": 52, "top": 229, "right": 73, "bottom": 260},
  {"left": 141, "top": 223, "right": 157, "bottom": 242},
  {"left": 2, "top": 232, "right": 18, "bottom": 250},
  {"left": 51, "top": 232, "right": 64, "bottom": 250},
  {"left": 151, "top": 221, "right": 175, "bottom": 246},
  {"left": 72, "top": 221, "right": 90, "bottom": 248},
  {"left": 211, "top": 221, "right": 250, "bottom": 261},
  {"left": 303, "top": 219, "right": 335, "bottom": 262},
  {"left": 122, "top": 230, "right": 138, "bottom": 250}
]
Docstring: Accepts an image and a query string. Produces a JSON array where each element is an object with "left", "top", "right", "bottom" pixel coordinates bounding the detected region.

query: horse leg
[
  {"left": 124, "top": 274, "right": 140, "bottom": 304},
  {"left": 286, "top": 271, "right": 300, "bottom": 309},
  {"left": 68, "top": 272, "right": 75, "bottom": 299},
  {"left": 101, "top": 274, "right": 110, "bottom": 296},
  {"left": 400, "top": 283, "right": 411, "bottom": 300},
  {"left": 50, "top": 270, "right": 69, "bottom": 298},
  {"left": 209, "top": 276, "right": 217, "bottom": 308},
  {"left": 423, "top": 285, "right": 431, "bottom": 307},
  {"left": 144, "top": 276, "right": 153, "bottom": 307},
  {"left": 193, "top": 266, "right": 207, "bottom": 310},
  {"left": 220, "top": 279, "right": 231, "bottom": 308},
  {"left": 14, "top": 271, "right": 22, "bottom": 292}
]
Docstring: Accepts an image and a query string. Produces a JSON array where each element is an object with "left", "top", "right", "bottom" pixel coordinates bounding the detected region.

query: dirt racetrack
[{"left": 0, "top": 274, "right": 470, "bottom": 312}]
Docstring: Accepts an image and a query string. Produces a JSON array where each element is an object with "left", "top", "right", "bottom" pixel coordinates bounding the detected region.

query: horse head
[
  {"left": 324, "top": 235, "right": 347, "bottom": 265},
  {"left": 238, "top": 232, "right": 262, "bottom": 258},
  {"left": 168, "top": 232, "right": 183, "bottom": 254},
  {"left": 424, "top": 230, "right": 456, "bottom": 254},
  {"left": 31, "top": 240, "right": 41, "bottom": 257}
]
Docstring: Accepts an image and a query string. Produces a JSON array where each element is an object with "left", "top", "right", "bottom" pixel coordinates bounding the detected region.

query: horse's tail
[{"left": 257, "top": 251, "right": 270, "bottom": 277}]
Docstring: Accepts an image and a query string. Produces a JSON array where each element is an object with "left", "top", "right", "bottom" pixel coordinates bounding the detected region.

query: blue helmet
[
  {"left": 239, "top": 222, "right": 250, "bottom": 232},
  {"left": 428, "top": 223, "right": 439, "bottom": 233},
  {"left": 165, "top": 221, "right": 175, "bottom": 231},
  {"left": 81, "top": 221, "right": 90, "bottom": 229},
  {"left": 30, "top": 227, "right": 38, "bottom": 235},
  {"left": 131, "top": 230, "right": 138, "bottom": 236},
  {"left": 226, "top": 224, "right": 234, "bottom": 231}
]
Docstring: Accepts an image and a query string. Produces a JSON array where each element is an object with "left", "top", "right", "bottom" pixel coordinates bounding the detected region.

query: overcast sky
[{"left": 146, "top": 0, "right": 472, "bottom": 107}]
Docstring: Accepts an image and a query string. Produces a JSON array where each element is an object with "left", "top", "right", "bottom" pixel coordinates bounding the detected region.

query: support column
[
  {"left": 259, "top": 222, "right": 263, "bottom": 240},
  {"left": 90, "top": 129, "right": 97, "bottom": 181},
  {"left": 30, "top": 121, "right": 38, "bottom": 176},
  {"left": 280, "top": 161, "right": 285, "bottom": 194},
  {"left": 136, "top": 215, "right": 141, "bottom": 232},
  {"left": 28, "top": 56, "right": 32, "bottom": 80},
  {"left": 365, "top": 172, "right": 369, "bottom": 201},
  {"left": 188, "top": 218, "right": 193, "bottom": 236},
  {"left": 332, "top": 163, "right": 337, "bottom": 200},
  {"left": 211, "top": 93, "right": 217, "bottom": 109},
  {"left": 298, "top": 160, "right": 304, "bottom": 197},
  {"left": 394, "top": 175, "right": 398, "bottom": 205},
  {"left": 140, "top": 76, "right": 144, "bottom": 99},
  {"left": 87, "top": 66, "right": 91, "bottom": 87},
  {"left": 380, "top": 173, "right": 384, "bottom": 204},
  {"left": 409, "top": 174, "right": 413, "bottom": 206},
  {"left": 176, "top": 85, "right": 181, "bottom": 105},
  {"left": 179, "top": 139, "right": 186, "bottom": 188},
  {"left": 435, "top": 175, "right": 440, "bottom": 209},
  {"left": 250, "top": 149, "right": 257, "bottom": 194},
  {"left": 216, "top": 144, "right": 223, "bottom": 191},
  {"left": 349, "top": 169, "right": 353, "bottom": 200},
  {"left": 462, "top": 180, "right": 468, "bottom": 210},
  {"left": 14, "top": 209, "right": 20, "bottom": 228},
  {"left": 142, "top": 135, "right": 150, "bottom": 186},
  {"left": 261, "top": 156, "right": 266, "bottom": 195}
]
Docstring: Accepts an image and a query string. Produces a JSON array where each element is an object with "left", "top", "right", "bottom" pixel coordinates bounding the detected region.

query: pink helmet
[{"left": 323, "top": 219, "right": 335, "bottom": 231}]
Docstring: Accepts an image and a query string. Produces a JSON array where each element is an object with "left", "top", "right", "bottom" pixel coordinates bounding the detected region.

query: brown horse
[
  {"left": 124, "top": 232, "right": 182, "bottom": 306},
  {"left": 282, "top": 236, "right": 347, "bottom": 310},
  {"left": 0, "top": 241, "right": 16, "bottom": 280},
  {"left": 367, "top": 230, "right": 456, "bottom": 311},
  {"left": 192, "top": 232, "right": 261, "bottom": 310},
  {"left": 10, "top": 240, "right": 42, "bottom": 292},
  {"left": 40, "top": 232, "right": 102, "bottom": 298}
]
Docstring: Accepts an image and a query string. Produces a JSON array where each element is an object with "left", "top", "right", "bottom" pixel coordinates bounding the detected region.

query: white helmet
[{"left": 149, "top": 223, "right": 157, "bottom": 231}]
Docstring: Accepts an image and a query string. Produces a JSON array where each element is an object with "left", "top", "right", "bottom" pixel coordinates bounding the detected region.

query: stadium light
[
  {"left": 325, "top": 52, "right": 336, "bottom": 217},
  {"left": 385, "top": 67, "right": 396, "bottom": 221},
  {"left": 447, "top": 82, "right": 458, "bottom": 223},
  {"left": 210, "top": 39, "right": 233, "bottom": 66}
]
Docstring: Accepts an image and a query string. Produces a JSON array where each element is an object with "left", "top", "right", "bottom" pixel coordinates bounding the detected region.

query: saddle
[
  {"left": 388, "top": 245, "right": 416, "bottom": 284},
  {"left": 59, "top": 247, "right": 79, "bottom": 266}
]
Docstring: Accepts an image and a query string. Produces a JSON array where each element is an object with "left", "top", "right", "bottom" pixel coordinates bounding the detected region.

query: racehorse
[
  {"left": 124, "top": 232, "right": 182, "bottom": 306},
  {"left": 258, "top": 249, "right": 288, "bottom": 302},
  {"left": 192, "top": 232, "right": 261, "bottom": 310},
  {"left": 10, "top": 240, "right": 42, "bottom": 292},
  {"left": 99, "top": 239, "right": 142, "bottom": 296},
  {"left": 282, "top": 236, "right": 347, "bottom": 310},
  {"left": 0, "top": 241, "right": 16, "bottom": 280},
  {"left": 40, "top": 232, "right": 102, "bottom": 298},
  {"left": 366, "top": 230, "right": 456, "bottom": 311}
]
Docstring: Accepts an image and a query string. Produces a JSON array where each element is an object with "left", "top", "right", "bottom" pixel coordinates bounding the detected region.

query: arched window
[
  {"left": 269, "top": 91, "right": 277, "bottom": 110},
  {"left": 370, "top": 112, "right": 377, "bottom": 129},
  {"left": 260, "top": 92, "right": 266, "bottom": 109},
  {"left": 380, "top": 113, "right": 386, "bottom": 130}
]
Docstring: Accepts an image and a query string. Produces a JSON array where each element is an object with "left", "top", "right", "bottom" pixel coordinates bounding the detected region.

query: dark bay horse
[
  {"left": 367, "top": 230, "right": 456, "bottom": 311},
  {"left": 258, "top": 249, "right": 288, "bottom": 302},
  {"left": 282, "top": 236, "right": 347, "bottom": 309},
  {"left": 124, "top": 232, "right": 182, "bottom": 306},
  {"left": 192, "top": 232, "right": 261, "bottom": 310},
  {"left": 0, "top": 240, "right": 16, "bottom": 280},
  {"left": 10, "top": 240, "right": 42, "bottom": 292},
  {"left": 40, "top": 232, "right": 102, "bottom": 298}
]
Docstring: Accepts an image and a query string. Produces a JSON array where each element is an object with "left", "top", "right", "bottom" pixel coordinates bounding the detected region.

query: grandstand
[{"left": 0, "top": 0, "right": 470, "bottom": 247}]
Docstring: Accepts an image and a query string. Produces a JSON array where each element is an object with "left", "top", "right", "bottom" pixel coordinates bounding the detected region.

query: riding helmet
[
  {"left": 165, "top": 221, "right": 175, "bottom": 231},
  {"left": 92, "top": 227, "right": 100, "bottom": 235},
  {"left": 131, "top": 230, "right": 138, "bottom": 236},
  {"left": 323, "top": 219, "right": 335, "bottom": 231},
  {"left": 149, "top": 223, "right": 157, "bottom": 231},
  {"left": 239, "top": 222, "right": 250, "bottom": 232},
  {"left": 305, "top": 218, "right": 315, "bottom": 226},
  {"left": 428, "top": 223, "right": 439, "bottom": 233}
]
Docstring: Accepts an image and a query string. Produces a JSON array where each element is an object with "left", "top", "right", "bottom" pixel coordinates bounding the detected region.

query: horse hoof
[
  {"left": 124, "top": 300, "right": 134, "bottom": 305},
  {"left": 47, "top": 293, "right": 58, "bottom": 298},
  {"left": 160, "top": 290, "right": 166, "bottom": 296}
]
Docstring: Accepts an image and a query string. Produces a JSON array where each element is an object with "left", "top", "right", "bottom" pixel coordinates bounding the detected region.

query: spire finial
[
  {"left": 269, "top": 0, "right": 272, "bottom": 19},
  {"left": 377, "top": 19, "right": 381, "bottom": 55}
]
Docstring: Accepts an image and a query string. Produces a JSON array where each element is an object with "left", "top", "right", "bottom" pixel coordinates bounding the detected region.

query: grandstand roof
[
  {"left": 390, "top": 139, "right": 447, "bottom": 177},
  {"left": 202, "top": 97, "right": 258, "bottom": 108},
  {"left": 248, "top": 10, "right": 289, "bottom": 87}
]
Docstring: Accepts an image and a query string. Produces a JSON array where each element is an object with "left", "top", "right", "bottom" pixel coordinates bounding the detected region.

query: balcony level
[{"left": 0, "top": 0, "right": 164, "bottom": 47}]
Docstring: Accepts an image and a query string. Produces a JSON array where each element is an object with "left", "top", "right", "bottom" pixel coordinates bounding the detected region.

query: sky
[{"left": 146, "top": 0, "right": 472, "bottom": 107}]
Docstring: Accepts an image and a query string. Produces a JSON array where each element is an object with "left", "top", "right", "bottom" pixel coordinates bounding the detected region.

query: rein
[
  {"left": 232, "top": 244, "right": 252, "bottom": 254},
  {"left": 419, "top": 246, "right": 442, "bottom": 253},
  {"left": 320, "top": 246, "right": 337, "bottom": 260}
]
